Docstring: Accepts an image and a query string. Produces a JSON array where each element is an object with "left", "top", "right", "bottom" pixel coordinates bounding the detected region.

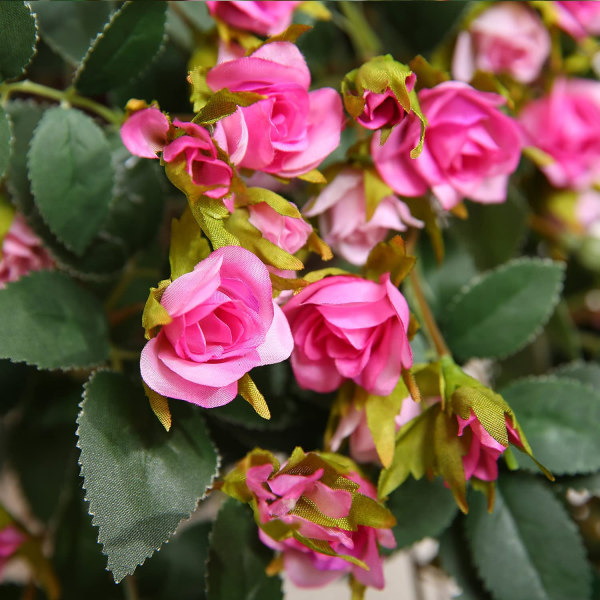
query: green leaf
[
  {"left": 77, "top": 371, "right": 220, "bottom": 583},
  {"left": 552, "top": 361, "right": 600, "bottom": 389},
  {"left": 206, "top": 498, "right": 282, "bottom": 600},
  {"left": 0, "top": 270, "right": 109, "bottom": 369},
  {"left": 0, "top": 105, "right": 11, "bottom": 179},
  {"left": 465, "top": 474, "right": 591, "bottom": 600},
  {"left": 0, "top": 1, "right": 38, "bottom": 83},
  {"left": 387, "top": 477, "right": 458, "bottom": 549},
  {"left": 74, "top": 1, "right": 167, "bottom": 95},
  {"left": 442, "top": 258, "right": 565, "bottom": 360},
  {"left": 501, "top": 376, "right": 600, "bottom": 475},
  {"left": 27, "top": 107, "right": 114, "bottom": 255},
  {"left": 34, "top": 2, "right": 111, "bottom": 66}
]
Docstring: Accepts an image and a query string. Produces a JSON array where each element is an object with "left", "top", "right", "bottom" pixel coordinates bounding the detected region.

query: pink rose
[
  {"left": 140, "top": 246, "right": 293, "bottom": 407},
  {"left": 303, "top": 168, "right": 423, "bottom": 265},
  {"left": 520, "top": 78, "right": 600, "bottom": 190},
  {"left": 355, "top": 73, "right": 416, "bottom": 130},
  {"left": 452, "top": 2, "right": 550, "bottom": 84},
  {"left": 457, "top": 410, "right": 522, "bottom": 481},
  {"left": 0, "top": 214, "right": 53, "bottom": 289},
  {"left": 554, "top": 1, "right": 600, "bottom": 40},
  {"left": 248, "top": 461, "right": 395, "bottom": 589},
  {"left": 330, "top": 396, "right": 421, "bottom": 464},
  {"left": 372, "top": 82, "right": 522, "bottom": 210},
  {"left": 120, "top": 107, "right": 170, "bottom": 159},
  {"left": 207, "top": 42, "right": 344, "bottom": 178},
  {"left": 206, "top": 1, "right": 301, "bottom": 37},
  {"left": 248, "top": 201, "right": 312, "bottom": 254},
  {"left": 282, "top": 274, "right": 412, "bottom": 396},
  {"left": 0, "top": 525, "right": 25, "bottom": 573}
]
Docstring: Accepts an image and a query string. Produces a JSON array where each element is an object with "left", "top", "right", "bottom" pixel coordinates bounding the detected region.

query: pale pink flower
[
  {"left": 120, "top": 107, "right": 170, "bottom": 159},
  {"left": 282, "top": 274, "right": 412, "bottom": 396},
  {"left": 140, "top": 246, "right": 293, "bottom": 408},
  {"left": 372, "top": 82, "right": 522, "bottom": 210},
  {"left": 554, "top": 1, "right": 600, "bottom": 40},
  {"left": 0, "top": 215, "right": 53, "bottom": 289},
  {"left": 206, "top": 1, "right": 301, "bottom": 37},
  {"left": 303, "top": 168, "right": 423, "bottom": 265},
  {"left": 520, "top": 78, "right": 600, "bottom": 190},
  {"left": 0, "top": 525, "right": 25, "bottom": 574},
  {"left": 452, "top": 2, "right": 550, "bottom": 83},
  {"left": 207, "top": 42, "right": 344, "bottom": 178},
  {"left": 577, "top": 189, "right": 600, "bottom": 232}
]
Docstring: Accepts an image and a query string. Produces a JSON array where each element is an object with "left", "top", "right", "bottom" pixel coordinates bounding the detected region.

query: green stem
[
  {"left": 335, "top": 2, "right": 382, "bottom": 61},
  {"left": 123, "top": 575, "right": 140, "bottom": 600},
  {"left": 0, "top": 80, "right": 123, "bottom": 126}
]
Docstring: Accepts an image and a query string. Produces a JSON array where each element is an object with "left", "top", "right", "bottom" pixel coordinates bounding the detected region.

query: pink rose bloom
[
  {"left": 554, "top": 1, "right": 600, "bottom": 40},
  {"left": 372, "top": 82, "right": 522, "bottom": 210},
  {"left": 577, "top": 189, "right": 600, "bottom": 232},
  {"left": 356, "top": 73, "right": 417, "bottom": 130},
  {"left": 457, "top": 410, "right": 522, "bottom": 481},
  {"left": 0, "top": 525, "right": 25, "bottom": 573},
  {"left": 303, "top": 168, "right": 423, "bottom": 265},
  {"left": 120, "top": 107, "right": 170, "bottom": 159},
  {"left": 206, "top": 1, "right": 301, "bottom": 37},
  {"left": 249, "top": 464, "right": 395, "bottom": 589},
  {"left": 248, "top": 202, "right": 312, "bottom": 254},
  {"left": 207, "top": 42, "right": 344, "bottom": 178},
  {"left": 452, "top": 2, "right": 550, "bottom": 83},
  {"left": 0, "top": 214, "right": 53, "bottom": 289},
  {"left": 520, "top": 78, "right": 600, "bottom": 190},
  {"left": 282, "top": 274, "right": 412, "bottom": 396},
  {"left": 140, "top": 246, "right": 293, "bottom": 407},
  {"left": 330, "top": 396, "right": 421, "bottom": 464}
]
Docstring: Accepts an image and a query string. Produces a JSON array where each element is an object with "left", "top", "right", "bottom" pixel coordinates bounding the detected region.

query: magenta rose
[
  {"left": 0, "top": 525, "right": 25, "bottom": 574},
  {"left": 120, "top": 107, "right": 170, "bottom": 159},
  {"left": 554, "top": 1, "right": 600, "bottom": 40},
  {"left": 140, "top": 246, "right": 293, "bottom": 408},
  {"left": 206, "top": 1, "right": 301, "bottom": 37},
  {"left": 520, "top": 78, "right": 600, "bottom": 190},
  {"left": 372, "top": 82, "right": 522, "bottom": 210},
  {"left": 207, "top": 42, "right": 344, "bottom": 178},
  {"left": 248, "top": 201, "right": 312, "bottom": 254},
  {"left": 303, "top": 168, "right": 423, "bottom": 265},
  {"left": 248, "top": 463, "right": 395, "bottom": 589},
  {"left": 0, "top": 214, "right": 53, "bottom": 289},
  {"left": 452, "top": 2, "right": 550, "bottom": 84},
  {"left": 282, "top": 274, "right": 412, "bottom": 396},
  {"left": 457, "top": 410, "right": 522, "bottom": 481}
]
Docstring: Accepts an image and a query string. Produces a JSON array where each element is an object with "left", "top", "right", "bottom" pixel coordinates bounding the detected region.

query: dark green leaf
[
  {"left": 74, "top": 1, "right": 167, "bottom": 95},
  {"left": 0, "top": 106, "right": 11, "bottom": 179},
  {"left": 387, "top": 477, "right": 458, "bottom": 549},
  {"left": 502, "top": 376, "right": 600, "bottom": 475},
  {"left": 34, "top": 2, "right": 111, "bottom": 65},
  {"left": 442, "top": 258, "right": 565, "bottom": 360},
  {"left": 0, "top": 1, "right": 38, "bottom": 83},
  {"left": 77, "top": 371, "right": 219, "bottom": 583},
  {"left": 27, "top": 107, "right": 114, "bottom": 255},
  {"left": 465, "top": 474, "right": 591, "bottom": 600},
  {"left": 206, "top": 498, "right": 282, "bottom": 600},
  {"left": 552, "top": 361, "right": 600, "bottom": 389},
  {"left": 0, "top": 270, "right": 109, "bottom": 369}
]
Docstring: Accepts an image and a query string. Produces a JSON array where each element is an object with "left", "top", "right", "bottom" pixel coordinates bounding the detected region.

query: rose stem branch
[
  {"left": 334, "top": 2, "right": 382, "bottom": 61},
  {"left": 0, "top": 80, "right": 123, "bottom": 126},
  {"left": 123, "top": 575, "right": 140, "bottom": 600}
]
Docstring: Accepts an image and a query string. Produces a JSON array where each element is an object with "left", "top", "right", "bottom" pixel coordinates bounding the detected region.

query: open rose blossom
[
  {"left": 206, "top": 1, "right": 301, "bottom": 37},
  {"left": 452, "top": 2, "right": 550, "bottom": 84},
  {"left": 282, "top": 274, "right": 412, "bottom": 396},
  {"left": 234, "top": 451, "right": 395, "bottom": 589},
  {"left": 140, "top": 246, "right": 293, "bottom": 407},
  {"left": 457, "top": 411, "right": 522, "bottom": 481},
  {"left": 554, "top": 1, "right": 600, "bottom": 40},
  {"left": 0, "top": 214, "right": 53, "bottom": 289},
  {"left": 207, "top": 42, "right": 344, "bottom": 178},
  {"left": 0, "top": 525, "right": 25, "bottom": 574},
  {"left": 372, "top": 82, "right": 522, "bottom": 210},
  {"left": 303, "top": 168, "right": 423, "bottom": 265},
  {"left": 520, "top": 78, "right": 600, "bottom": 190}
]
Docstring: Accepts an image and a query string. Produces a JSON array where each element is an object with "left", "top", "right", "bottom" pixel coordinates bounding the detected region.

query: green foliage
[
  {"left": 465, "top": 474, "right": 591, "bottom": 600},
  {"left": 442, "top": 258, "right": 565, "bottom": 360},
  {"left": 0, "top": 270, "right": 109, "bottom": 369},
  {"left": 206, "top": 499, "right": 283, "bottom": 600},
  {"left": 0, "top": 1, "right": 38, "bottom": 83},
  {"left": 0, "top": 106, "right": 11, "bottom": 179},
  {"left": 74, "top": 1, "right": 167, "bottom": 95},
  {"left": 27, "top": 107, "right": 114, "bottom": 255},
  {"left": 77, "top": 371, "right": 220, "bottom": 583}
]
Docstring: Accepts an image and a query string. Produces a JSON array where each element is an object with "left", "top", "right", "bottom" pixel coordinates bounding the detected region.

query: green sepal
[
  {"left": 192, "top": 88, "right": 267, "bottom": 126},
  {"left": 238, "top": 373, "right": 271, "bottom": 420},
  {"left": 221, "top": 448, "right": 280, "bottom": 503},
  {"left": 408, "top": 55, "right": 450, "bottom": 90},
  {"left": 142, "top": 279, "right": 171, "bottom": 340},
  {"left": 169, "top": 206, "right": 211, "bottom": 280},
  {"left": 143, "top": 383, "right": 172, "bottom": 432},
  {"left": 0, "top": 196, "right": 15, "bottom": 248},
  {"left": 236, "top": 187, "right": 302, "bottom": 218},
  {"left": 293, "top": 532, "right": 369, "bottom": 570},
  {"left": 365, "top": 235, "right": 416, "bottom": 287},
  {"left": 363, "top": 168, "right": 393, "bottom": 221}
]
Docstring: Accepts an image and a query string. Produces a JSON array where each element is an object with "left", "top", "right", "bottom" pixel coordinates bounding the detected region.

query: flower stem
[{"left": 0, "top": 80, "right": 123, "bottom": 126}]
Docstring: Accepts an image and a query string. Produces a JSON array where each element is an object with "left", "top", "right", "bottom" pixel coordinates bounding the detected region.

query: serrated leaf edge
[{"left": 3, "top": 3, "right": 40, "bottom": 83}]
